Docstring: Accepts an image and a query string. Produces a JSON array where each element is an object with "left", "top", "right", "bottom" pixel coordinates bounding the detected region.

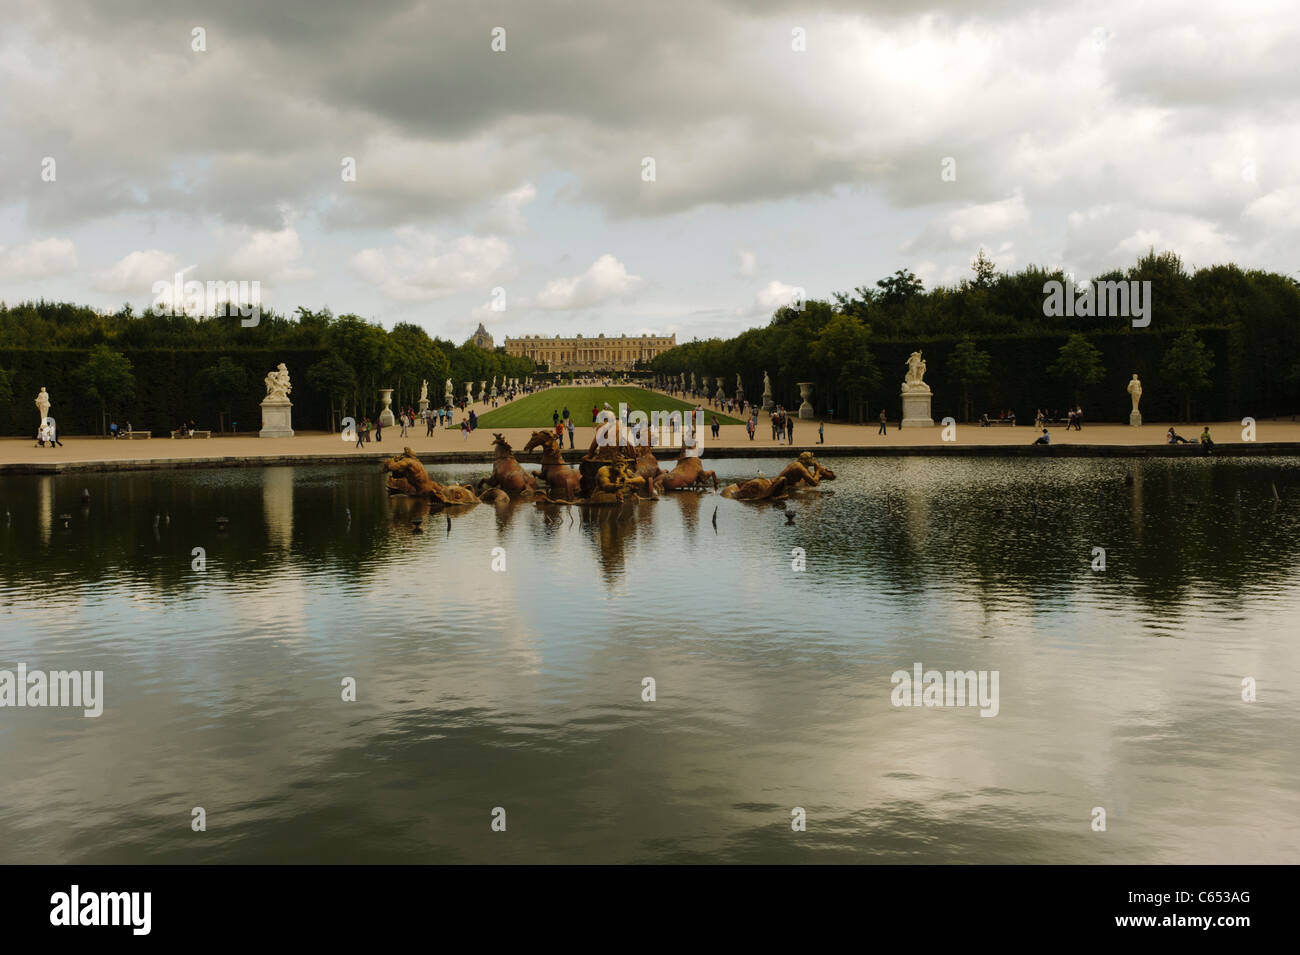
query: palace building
[{"left": 503, "top": 332, "right": 676, "bottom": 371}]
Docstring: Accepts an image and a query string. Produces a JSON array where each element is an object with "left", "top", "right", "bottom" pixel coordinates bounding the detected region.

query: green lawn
[{"left": 475, "top": 386, "right": 744, "bottom": 428}]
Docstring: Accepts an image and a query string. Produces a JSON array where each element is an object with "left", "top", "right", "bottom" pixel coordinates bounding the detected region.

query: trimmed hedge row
[{"left": 0, "top": 348, "right": 330, "bottom": 436}]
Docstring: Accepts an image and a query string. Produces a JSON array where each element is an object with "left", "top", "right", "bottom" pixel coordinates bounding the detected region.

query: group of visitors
[
  {"left": 1168, "top": 426, "right": 1215, "bottom": 453},
  {"left": 551, "top": 407, "right": 576, "bottom": 448},
  {"left": 34, "top": 417, "right": 63, "bottom": 447},
  {"left": 768, "top": 407, "right": 795, "bottom": 444},
  {"left": 1033, "top": 407, "right": 1083, "bottom": 430},
  {"left": 979, "top": 410, "right": 1017, "bottom": 426},
  {"left": 108, "top": 421, "right": 134, "bottom": 438}
]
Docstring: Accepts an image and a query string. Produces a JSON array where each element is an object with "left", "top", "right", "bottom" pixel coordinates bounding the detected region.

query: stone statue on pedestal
[
  {"left": 1127, "top": 374, "right": 1143, "bottom": 426},
  {"left": 900, "top": 350, "right": 933, "bottom": 428},
  {"left": 761, "top": 370, "right": 774, "bottom": 411},
  {"left": 263, "top": 363, "right": 292, "bottom": 400},
  {"left": 35, "top": 387, "right": 50, "bottom": 425},
  {"left": 259, "top": 363, "right": 294, "bottom": 438}
]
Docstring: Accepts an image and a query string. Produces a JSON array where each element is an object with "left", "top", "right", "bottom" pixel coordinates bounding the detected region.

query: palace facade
[{"left": 503, "top": 332, "right": 676, "bottom": 371}]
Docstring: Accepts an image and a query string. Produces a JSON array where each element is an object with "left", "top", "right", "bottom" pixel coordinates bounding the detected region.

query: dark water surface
[{"left": 1, "top": 456, "right": 1297, "bottom": 863}]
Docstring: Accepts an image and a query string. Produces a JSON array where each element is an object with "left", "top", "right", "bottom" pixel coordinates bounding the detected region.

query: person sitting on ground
[
  {"left": 1033, "top": 428, "right": 1051, "bottom": 445},
  {"left": 110, "top": 421, "right": 119, "bottom": 438},
  {"left": 1167, "top": 427, "right": 1190, "bottom": 445},
  {"left": 1199, "top": 426, "right": 1214, "bottom": 453}
]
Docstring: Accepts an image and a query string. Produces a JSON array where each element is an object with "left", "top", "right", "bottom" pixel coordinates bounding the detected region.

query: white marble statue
[
  {"left": 420, "top": 379, "right": 429, "bottom": 403},
  {"left": 1127, "top": 373, "right": 1142, "bottom": 412},
  {"left": 35, "top": 386, "right": 50, "bottom": 424},
  {"left": 445, "top": 378, "right": 454, "bottom": 403},
  {"left": 904, "top": 351, "right": 928, "bottom": 389},
  {"left": 762, "top": 370, "right": 772, "bottom": 396},
  {"left": 263, "top": 363, "right": 292, "bottom": 400}
]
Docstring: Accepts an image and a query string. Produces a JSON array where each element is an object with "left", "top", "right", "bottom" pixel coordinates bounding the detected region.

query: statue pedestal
[
  {"left": 418, "top": 398, "right": 429, "bottom": 417},
  {"left": 259, "top": 397, "right": 294, "bottom": 438},
  {"left": 900, "top": 388, "right": 933, "bottom": 428},
  {"left": 1129, "top": 411, "right": 1142, "bottom": 427},
  {"left": 761, "top": 394, "right": 774, "bottom": 412}
]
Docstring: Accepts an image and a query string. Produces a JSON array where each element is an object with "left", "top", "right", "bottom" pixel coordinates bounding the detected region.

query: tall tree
[
  {"left": 1161, "top": 329, "right": 1215, "bottom": 422},
  {"left": 306, "top": 354, "right": 357, "bottom": 431},
  {"left": 948, "top": 338, "right": 991, "bottom": 422},
  {"left": 194, "top": 357, "right": 251, "bottom": 432},
  {"left": 1048, "top": 334, "right": 1105, "bottom": 404},
  {"left": 74, "top": 344, "right": 136, "bottom": 433}
]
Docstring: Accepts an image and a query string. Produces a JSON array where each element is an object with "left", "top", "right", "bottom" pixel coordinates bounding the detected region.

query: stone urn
[
  {"left": 797, "top": 382, "right": 815, "bottom": 419},
  {"left": 378, "top": 389, "right": 396, "bottom": 427}
]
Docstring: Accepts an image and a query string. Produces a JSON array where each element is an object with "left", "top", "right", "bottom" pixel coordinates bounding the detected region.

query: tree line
[
  {"left": 0, "top": 304, "right": 536, "bottom": 435},
  {"left": 649, "top": 250, "right": 1300, "bottom": 423}
]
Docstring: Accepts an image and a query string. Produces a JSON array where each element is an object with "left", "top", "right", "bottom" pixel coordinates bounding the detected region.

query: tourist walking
[
  {"left": 566, "top": 418, "right": 575, "bottom": 449},
  {"left": 879, "top": 410, "right": 887, "bottom": 435},
  {"left": 48, "top": 416, "right": 64, "bottom": 447},
  {"left": 746, "top": 416, "right": 755, "bottom": 440},
  {"left": 375, "top": 418, "right": 383, "bottom": 442},
  {"left": 426, "top": 412, "right": 435, "bottom": 437},
  {"left": 786, "top": 416, "right": 794, "bottom": 444},
  {"left": 355, "top": 421, "right": 365, "bottom": 448},
  {"left": 711, "top": 414, "right": 720, "bottom": 439},
  {"left": 553, "top": 409, "right": 560, "bottom": 428},
  {"left": 818, "top": 421, "right": 824, "bottom": 444}
]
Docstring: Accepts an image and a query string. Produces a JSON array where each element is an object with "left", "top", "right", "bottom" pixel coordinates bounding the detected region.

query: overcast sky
[{"left": 1, "top": 0, "right": 1296, "bottom": 343}]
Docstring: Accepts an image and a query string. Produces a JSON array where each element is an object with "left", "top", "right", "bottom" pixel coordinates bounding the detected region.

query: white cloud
[
  {"left": 91, "top": 248, "right": 179, "bottom": 293},
  {"left": 477, "top": 183, "right": 537, "bottom": 236},
  {"left": 223, "top": 225, "right": 313, "bottom": 283},
  {"left": 904, "top": 193, "right": 1031, "bottom": 253},
  {"left": 735, "top": 247, "right": 757, "bottom": 277},
  {"left": 351, "top": 228, "right": 515, "bottom": 302},
  {"left": 1243, "top": 186, "right": 1300, "bottom": 232},
  {"left": 531, "top": 254, "right": 643, "bottom": 310},
  {"left": 751, "top": 280, "right": 803, "bottom": 314},
  {"left": 0, "top": 238, "right": 77, "bottom": 280}
]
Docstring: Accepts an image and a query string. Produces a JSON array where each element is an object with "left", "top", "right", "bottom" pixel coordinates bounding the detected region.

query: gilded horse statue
[
  {"left": 720, "top": 475, "right": 789, "bottom": 500},
  {"left": 479, "top": 433, "right": 539, "bottom": 497},
  {"left": 654, "top": 451, "right": 718, "bottom": 491},
  {"left": 522, "top": 430, "right": 582, "bottom": 501},
  {"left": 383, "top": 447, "right": 507, "bottom": 505}
]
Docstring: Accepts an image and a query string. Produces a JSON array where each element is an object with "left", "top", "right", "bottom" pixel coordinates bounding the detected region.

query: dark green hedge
[{"left": 0, "top": 348, "right": 329, "bottom": 436}]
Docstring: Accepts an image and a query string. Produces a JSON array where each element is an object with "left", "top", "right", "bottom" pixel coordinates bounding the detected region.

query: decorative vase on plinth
[
  {"left": 798, "top": 382, "right": 815, "bottom": 419},
  {"left": 259, "top": 397, "right": 294, "bottom": 438},
  {"left": 378, "top": 388, "right": 396, "bottom": 427},
  {"left": 900, "top": 385, "right": 933, "bottom": 428}
]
